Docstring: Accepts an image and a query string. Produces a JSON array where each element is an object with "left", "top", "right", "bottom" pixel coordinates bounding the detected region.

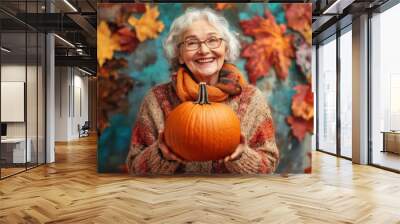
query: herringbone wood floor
[{"left": 0, "top": 135, "right": 399, "bottom": 224}]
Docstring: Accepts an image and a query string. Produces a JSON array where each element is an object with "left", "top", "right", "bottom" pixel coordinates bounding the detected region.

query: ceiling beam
[
  {"left": 55, "top": 55, "right": 96, "bottom": 71},
  {"left": 67, "top": 14, "right": 96, "bottom": 38},
  {"left": 322, "top": 0, "right": 356, "bottom": 14}
]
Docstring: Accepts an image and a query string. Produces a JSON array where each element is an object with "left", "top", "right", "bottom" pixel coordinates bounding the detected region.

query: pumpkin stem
[{"left": 195, "top": 82, "right": 210, "bottom": 105}]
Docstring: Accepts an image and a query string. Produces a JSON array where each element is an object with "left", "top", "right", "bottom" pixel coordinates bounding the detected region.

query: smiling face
[{"left": 178, "top": 19, "right": 226, "bottom": 84}]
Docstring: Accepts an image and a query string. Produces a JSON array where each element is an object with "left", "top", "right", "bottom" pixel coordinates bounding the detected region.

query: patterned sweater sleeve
[
  {"left": 224, "top": 88, "right": 280, "bottom": 174},
  {"left": 126, "top": 90, "right": 180, "bottom": 175}
]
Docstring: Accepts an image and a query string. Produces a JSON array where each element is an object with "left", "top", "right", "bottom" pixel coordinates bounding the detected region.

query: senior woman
[{"left": 126, "top": 8, "right": 279, "bottom": 175}]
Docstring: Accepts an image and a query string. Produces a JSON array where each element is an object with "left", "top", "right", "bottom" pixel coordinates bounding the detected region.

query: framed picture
[{"left": 97, "top": 3, "right": 313, "bottom": 175}]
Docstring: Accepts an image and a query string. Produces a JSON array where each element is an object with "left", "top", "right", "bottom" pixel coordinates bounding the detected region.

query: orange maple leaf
[
  {"left": 283, "top": 3, "right": 312, "bottom": 45},
  {"left": 291, "top": 84, "right": 314, "bottom": 121},
  {"left": 128, "top": 4, "right": 164, "bottom": 42},
  {"left": 240, "top": 11, "right": 295, "bottom": 83},
  {"left": 97, "top": 21, "right": 120, "bottom": 67}
]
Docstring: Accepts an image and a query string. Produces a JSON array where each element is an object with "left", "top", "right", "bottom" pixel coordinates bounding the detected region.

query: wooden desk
[
  {"left": 1, "top": 138, "right": 31, "bottom": 163},
  {"left": 381, "top": 131, "right": 400, "bottom": 154}
]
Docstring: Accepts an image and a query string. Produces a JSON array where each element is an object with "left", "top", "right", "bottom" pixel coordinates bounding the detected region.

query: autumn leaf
[
  {"left": 292, "top": 101, "right": 313, "bottom": 121},
  {"left": 287, "top": 115, "right": 313, "bottom": 141},
  {"left": 98, "top": 58, "right": 132, "bottom": 134},
  {"left": 98, "top": 73, "right": 134, "bottom": 133},
  {"left": 97, "top": 21, "right": 120, "bottom": 67},
  {"left": 116, "top": 27, "right": 139, "bottom": 53},
  {"left": 116, "top": 4, "right": 147, "bottom": 26},
  {"left": 215, "top": 3, "right": 233, "bottom": 11},
  {"left": 98, "top": 58, "right": 128, "bottom": 79},
  {"left": 240, "top": 11, "right": 295, "bottom": 83},
  {"left": 283, "top": 3, "right": 312, "bottom": 45},
  {"left": 287, "top": 84, "right": 314, "bottom": 141},
  {"left": 291, "top": 84, "right": 313, "bottom": 121},
  {"left": 128, "top": 4, "right": 164, "bottom": 42}
]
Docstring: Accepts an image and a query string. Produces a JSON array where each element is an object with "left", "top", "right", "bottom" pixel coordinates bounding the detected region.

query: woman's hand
[
  {"left": 223, "top": 133, "right": 246, "bottom": 162},
  {"left": 158, "top": 130, "right": 184, "bottom": 163}
]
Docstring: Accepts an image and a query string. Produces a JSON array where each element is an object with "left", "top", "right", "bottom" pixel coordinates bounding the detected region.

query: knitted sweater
[{"left": 126, "top": 82, "right": 279, "bottom": 175}]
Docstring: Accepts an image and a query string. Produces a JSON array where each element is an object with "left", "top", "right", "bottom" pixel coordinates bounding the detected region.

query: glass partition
[
  {"left": 0, "top": 1, "right": 46, "bottom": 179},
  {"left": 371, "top": 4, "right": 400, "bottom": 171},
  {"left": 1, "top": 31, "right": 28, "bottom": 177},
  {"left": 317, "top": 36, "right": 337, "bottom": 154}
]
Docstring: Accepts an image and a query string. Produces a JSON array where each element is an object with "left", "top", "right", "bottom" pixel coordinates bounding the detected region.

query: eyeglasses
[{"left": 179, "top": 37, "right": 224, "bottom": 51}]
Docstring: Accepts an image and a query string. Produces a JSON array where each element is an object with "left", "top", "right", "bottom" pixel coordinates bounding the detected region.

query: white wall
[
  {"left": 1, "top": 65, "right": 40, "bottom": 137},
  {"left": 72, "top": 73, "right": 89, "bottom": 138},
  {"left": 55, "top": 67, "right": 89, "bottom": 141},
  {"left": 55, "top": 66, "right": 69, "bottom": 141},
  {"left": 1, "top": 64, "right": 26, "bottom": 81}
]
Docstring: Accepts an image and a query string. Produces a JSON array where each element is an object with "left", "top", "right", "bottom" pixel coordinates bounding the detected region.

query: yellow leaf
[
  {"left": 97, "top": 21, "right": 120, "bottom": 67},
  {"left": 128, "top": 4, "right": 164, "bottom": 42}
]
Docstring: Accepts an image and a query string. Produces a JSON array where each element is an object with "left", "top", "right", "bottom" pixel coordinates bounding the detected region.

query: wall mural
[{"left": 97, "top": 3, "right": 313, "bottom": 174}]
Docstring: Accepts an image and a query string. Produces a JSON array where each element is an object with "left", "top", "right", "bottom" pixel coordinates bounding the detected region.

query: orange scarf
[{"left": 175, "top": 63, "right": 247, "bottom": 102}]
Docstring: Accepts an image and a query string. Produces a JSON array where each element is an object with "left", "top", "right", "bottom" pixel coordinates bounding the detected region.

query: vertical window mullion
[
  {"left": 337, "top": 28, "right": 341, "bottom": 157},
  {"left": 0, "top": 17, "right": 2, "bottom": 179},
  {"left": 367, "top": 11, "right": 373, "bottom": 165},
  {"left": 36, "top": 0, "right": 39, "bottom": 167},
  {"left": 316, "top": 44, "right": 319, "bottom": 151},
  {"left": 25, "top": 0, "right": 28, "bottom": 171}
]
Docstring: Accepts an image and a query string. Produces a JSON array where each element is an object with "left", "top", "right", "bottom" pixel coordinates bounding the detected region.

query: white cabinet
[
  {"left": 382, "top": 131, "right": 400, "bottom": 154},
  {"left": 1, "top": 138, "right": 32, "bottom": 163}
]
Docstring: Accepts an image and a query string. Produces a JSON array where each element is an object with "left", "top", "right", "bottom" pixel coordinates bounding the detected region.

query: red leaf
[
  {"left": 287, "top": 115, "right": 313, "bottom": 141},
  {"left": 283, "top": 3, "right": 312, "bottom": 45},
  {"left": 240, "top": 11, "right": 295, "bottom": 83},
  {"left": 241, "top": 42, "right": 272, "bottom": 83},
  {"left": 293, "top": 84, "right": 313, "bottom": 104},
  {"left": 116, "top": 27, "right": 139, "bottom": 53}
]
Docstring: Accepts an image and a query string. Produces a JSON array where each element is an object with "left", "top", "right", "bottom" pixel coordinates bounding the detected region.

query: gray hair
[{"left": 163, "top": 7, "right": 241, "bottom": 71}]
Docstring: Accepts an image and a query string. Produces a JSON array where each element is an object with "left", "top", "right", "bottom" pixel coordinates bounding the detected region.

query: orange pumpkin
[{"left": 164, "top": 82, "right": 241, "bottom": 161}]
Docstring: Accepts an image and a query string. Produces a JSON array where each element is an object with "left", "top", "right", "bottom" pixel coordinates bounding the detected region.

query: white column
[
  {"left": 352, "top": 14, "right": 369, "bottom": 164},
  {"left": 46, "top": 1, "right": 55, "bottom": 163},
  {"left": 46, "top": 33, "right": 55, "bottom": 163}
]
